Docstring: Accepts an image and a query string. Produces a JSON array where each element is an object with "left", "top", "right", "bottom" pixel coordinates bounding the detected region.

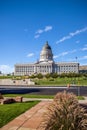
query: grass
[
  {"left": 0, "top": 94, "right": 85, "bottom": 128},
  {"left": 3, "top": 94, "right": 85, "bottom": 100},
  {"left": 34, "top": 77, "right": 87, "bottom": 86},
  {"left": 0, "top": 101, "right": 39, "bottom": 128},
  {"left": 3, "top": 94, "right": 54, "bottom": 99},
  {"left": 0, "top": 76, "right": 87, "bottom": 86},
  {"left": 77, "top": 96, "right": 85, "bottom": 100}
]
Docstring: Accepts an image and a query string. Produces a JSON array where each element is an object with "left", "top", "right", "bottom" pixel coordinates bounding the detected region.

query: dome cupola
[{"left": 39, "top": 41, "right": 53, "bottom": 62}]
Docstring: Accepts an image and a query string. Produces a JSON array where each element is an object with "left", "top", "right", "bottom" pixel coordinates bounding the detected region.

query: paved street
[{"left": 0, "top": 86, "right": 87, "bottom": 96}]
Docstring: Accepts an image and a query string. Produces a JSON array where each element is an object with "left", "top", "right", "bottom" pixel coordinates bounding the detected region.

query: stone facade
[{"left": 15, "top": 41, "right": 79, "bottom": 76}]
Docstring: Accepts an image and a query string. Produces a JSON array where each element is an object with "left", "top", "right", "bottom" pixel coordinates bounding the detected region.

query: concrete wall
[{"left": 0, "top": 79, "right": 35, "bottom": 86}]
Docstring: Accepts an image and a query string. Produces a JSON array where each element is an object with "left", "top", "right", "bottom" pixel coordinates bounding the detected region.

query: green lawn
[
  {"left": 0, "top": 94, "right": 84, "bottom": 128},
  {"left": 3, "top": 94, "right": 84, "bottom": 100},
  {"left": 0, "top": 101, "right": 39, "bottom": 128},
  {"left": 34, "top": 77, "right": 87, "bottom": 86},
  {"left": 3, "top": 94, "right": 54, "bottom": 99}
]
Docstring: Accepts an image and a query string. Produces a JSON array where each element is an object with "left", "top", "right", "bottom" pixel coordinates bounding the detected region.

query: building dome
[
  {"left": 43, "top": 42, "right": 51, "bottom": 50},
  {"left": 39, "top": 41, "right": 53, "bottom": 62}
]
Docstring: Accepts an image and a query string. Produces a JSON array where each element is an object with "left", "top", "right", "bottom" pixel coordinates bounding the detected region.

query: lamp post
[
  {"left": 75, "top": 56, "right": 80, "bottom": 96},
  {"left": 75, "top": 56, "right": 78, "bottom": 62},
  {"left": 77, "top": 81, "right": 80, "bottom": 96}
]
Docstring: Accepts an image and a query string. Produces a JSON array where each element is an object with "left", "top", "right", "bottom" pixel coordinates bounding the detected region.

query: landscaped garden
[
  {"left": 0, "top": 93, "right": 85, "bottom": 128},
  {"left": 34, "top": 76, "right": 87, "bottom": 86},
  {"left": 0, "top": 73, "right": 87, "bottom": 86},
  {"left": 0, "top": 101, "right": 39, "bottom": 128}
]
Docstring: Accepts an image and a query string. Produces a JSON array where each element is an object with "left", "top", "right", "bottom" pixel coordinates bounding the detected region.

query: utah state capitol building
[{"left": 14, "top": 41, "right": 79, "bottom": 76}]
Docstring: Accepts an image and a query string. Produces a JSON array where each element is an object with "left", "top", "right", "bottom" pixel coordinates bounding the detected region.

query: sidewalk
[
  {"left": 79, "top": 97, "right": 87, "bottom": 104},
  {"left": 1, "top": 101, "right": 51, "bottom": 130},
  {"left": 1, "top": 97, "right": 87, "bottom": 130}
]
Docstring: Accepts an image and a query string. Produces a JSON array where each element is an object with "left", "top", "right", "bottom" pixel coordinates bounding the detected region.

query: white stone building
[{"left": 14, "top": 41, "right": 79, "bottom": 76}]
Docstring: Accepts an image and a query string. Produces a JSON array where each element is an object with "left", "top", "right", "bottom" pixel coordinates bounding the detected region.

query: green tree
[
  {"left": 51, "top": 73, "right": 58, "bottom": 78},
  {"left": 37, "top": 73, "right": 43, "bottom": 79},
  {"left": 45, "top": 73, "right": 51, "bottom": 79},
  {"left": 60, "top": 73, "right": 67, "bottom": 78},
  {"left": 29, "top": 74, "right": 36, "bottom": 79}
]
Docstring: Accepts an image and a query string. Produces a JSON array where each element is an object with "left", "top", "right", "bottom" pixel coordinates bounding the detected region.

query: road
[{"left": 0, "top": 86, "right": 87, "bottom": 96}]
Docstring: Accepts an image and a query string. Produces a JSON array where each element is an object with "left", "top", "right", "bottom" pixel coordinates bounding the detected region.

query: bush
[
  {"left": 49, "top": 78, "right": 54, "bottom": 81},
  {"left": 36, "top": 73, "right": 43, "bottom": 79},
  {"left": 39, "top": 91, "right": 87, "bottom": 130}
]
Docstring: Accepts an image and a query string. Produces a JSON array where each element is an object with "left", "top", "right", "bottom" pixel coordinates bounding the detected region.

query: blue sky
[{"left": 0, "top": 0, "right": 87, "bottom": 73}]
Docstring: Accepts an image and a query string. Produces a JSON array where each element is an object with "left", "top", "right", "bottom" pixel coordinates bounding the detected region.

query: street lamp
[
  {"left": 77, "top": 80, "right": 80, "bottom": 96},
  {"left": 75, "top": 57, "right": 80, "bottom": 96},
  {"left": 75, "top": 57, "right": 78, "bottom": 62}
]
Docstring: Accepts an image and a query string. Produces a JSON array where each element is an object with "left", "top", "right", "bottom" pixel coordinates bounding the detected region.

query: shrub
[
  {"left": 49, "top": 78, "right": 54, "bottom": 81},
  {"left": 39, "top": 91, "right": 87, "bottom": 130},
  {"left": 37, "top": 73, "right": 43, "bottom": 79}
]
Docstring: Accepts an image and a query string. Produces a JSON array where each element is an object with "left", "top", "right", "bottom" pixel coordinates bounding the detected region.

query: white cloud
[
  {"left": 0, "top": 65, "right": 14, "bottom": 74},
  {"left": 79, "top": 56, "right": 87, "bottom": 65},
  {"left": 27, "top": 53, "right": 34, "bottom": 57},
  {"left": 57, "top": 36, "right": 71, "bottom": 44},
  {"left": 70, "top": 49, "right": 77, "bottom": 53},
  {"left": 83, "top": 56, "right": 87, "bottom": 59},
  {"left": 44, "top": 26, "right": 52, "bottom": 32},
  {"left": 53, "top": 49, "right": 77, "bottom": 59},
  {"left": 81, "top": 47, "right": 87, "bottom": 51},
  {"left": 56, "top": 27, "right": 87, "bottom": 44},
  {"left": 53, "top": 55, "right": 58, "bottom": 59},
  {"left": 36, "top": 29, "right": 43, "bottom": 34},
  {"left": 54, "top": 51, "right": 69, "bottom": 58},
  {"left": 80, "top": 44, "right": 87, "bottom": 51},
  {"left": 80, "top": 63, "right": 87, "bottom": 65},
  {"left": 35, "top": 25, "right": 52, "bottom": 38},
  {"left": 61, "top": 52, "right": 69, "bottom": 56},
  {"left": 34, "top": 35, "right": 40, "bottom": 39},
  {"left": 78, "top": 56, "right": 87, "bottom": 61}
]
